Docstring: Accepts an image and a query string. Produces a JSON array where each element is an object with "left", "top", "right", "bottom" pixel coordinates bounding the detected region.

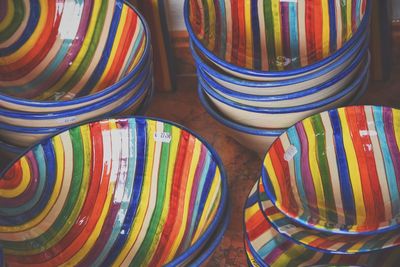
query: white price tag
[
  {"left": 154, "top": 132, "right": 171, "bottom": 143},
  {"left": 284, "top": 145, "right": 298, "bottom": 161}
]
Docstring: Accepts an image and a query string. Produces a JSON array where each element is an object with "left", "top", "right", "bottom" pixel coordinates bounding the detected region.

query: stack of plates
[
  {"left": 244, "top": 106, "right": 400, "bottom": 266},
  {"left": 0, "top": 117, "right": 229, "bottom": 266},
  {"left": 0, "top": 0, "right": 154, "bottom": 161},
  {"left": 185, "top": 0, "right": 371, "bottom": 156}
]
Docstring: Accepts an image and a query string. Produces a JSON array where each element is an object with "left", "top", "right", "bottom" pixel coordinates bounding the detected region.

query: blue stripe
[
  {"left": 0, "top": 141, "right": 55, "bottom": 226},
  {"left": 373, "top": 106, "right": 400, "bottom": 216},
  {"left": 100, "top": 118, "right": 146, "bottom": 266},
  {"left": 78, "top": 0, "right": 123, "bottom": 97},
  {"left": 289, "top": 3, "right": 299, "bottom": 68},
  {"left": 251, "top": 0, "right": 261, "bottom": 70},
  {"left": 217, "top": 0, "right": 226, "bottom": 59},
  {"left": 0, "top": 0, "right": 39, "bottom": 56},
  {"left": 329, "top": 109, "right": 355, "bottom": 228},
  {"left": 328, "top": 0, "right": 337, "bottom": 53}
]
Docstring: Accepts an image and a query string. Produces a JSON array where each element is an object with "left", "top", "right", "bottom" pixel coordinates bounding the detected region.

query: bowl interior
[
  {"left": 0, "top": 0, "right": 147, "bottom": 101},
  {"left": 188, "top": 0, "right": 367, "bottom": 72},
  {"left": 262, "top": 105, "right": 400, "bottom": 234},
  {"left": 0, "top": 117, "right": 226, "bottom": 266}
]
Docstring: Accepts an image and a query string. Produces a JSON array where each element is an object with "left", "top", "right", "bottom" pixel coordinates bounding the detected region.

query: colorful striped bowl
[
  {"left": 0, "top": 117, "right": 228, "bottom": 266},
  {"left": 0, "top": 0, "right": 151, "bottom": 113},
  {"left": 257, "top": 178, "right": 400, "bottom": 254},
  {"left": 199, "top": 52, "right": 370, "bottom": 129},
  {"left": 262, "top": 105, "right": 400, "bottom": 235},
  {"left": 185, "top": 0, "right": 370, "bottom": 81},
  {"left": 197, "top": 41, "right": 367, "bottom": 108},
  {"left": 0, "top": 78, "right": 154, "bottom": 148},
  {"left": 244, "top": 179, "right": 400, "bottom": 267}
]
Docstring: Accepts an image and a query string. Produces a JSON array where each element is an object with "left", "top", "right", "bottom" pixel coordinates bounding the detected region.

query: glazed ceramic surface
[
  {"left": 199, "top": 52, "right": 369, "bottom": 129},
  {"left": 262, "top": 106, "right": 400, "bottom": 235},
  {"left": 0, "top": 0, "right": 149, "bottom": 109},
  {"left": 244, "top": 180, "right": 400, "bottom": 267},
  {"left": 197, "top": 42, "right": 366, "bottom": 108},
  {"left": 185, "top": 0, "right": 370, "bottom": 80},
  {"left": 0, "top": 117, "right": 228, "bottom": 266},
  {"left": 258, "top": 178, "right": 400, "bottom": 254}
]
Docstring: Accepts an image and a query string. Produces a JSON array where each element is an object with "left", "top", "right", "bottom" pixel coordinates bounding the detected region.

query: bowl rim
[
  {"left": 260, "top": 105, "right": 400, "bottom": 236},
  {"left": 184, "top": 0, "right": 371, "bottom": 78},
  {"left": 197, "top": 85, "right": 285, "bottom": 137},
  {"left": 0, "top": 116, "right": 230, "bottom": 266},
  {"left": 0, "top": 65, "right": 152, "bottom": 120},
  {"left": 0, "top": 0, "right": 152, "bottom": 108},
  {"left": 197, "top": 42, "right": 368, "bottom": 102},
  {"left": 190, "top": 28, "right": 368, "bottom": 88},
  {"left": 199, "top": 52, "right": 370, "bottom": 114},
  {"left": 0, "top": 73, "right": 153, "bottom": 133}
]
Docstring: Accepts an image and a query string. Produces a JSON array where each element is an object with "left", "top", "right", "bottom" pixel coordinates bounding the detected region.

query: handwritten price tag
[
  {"left": 284, "top": 145, "right": 298, "bottom": 161},
  {"left": 154, "top": 132, "right": 171, "bottom": 143}
]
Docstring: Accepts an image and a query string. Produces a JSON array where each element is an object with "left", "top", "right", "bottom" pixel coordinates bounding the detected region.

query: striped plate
[
  {"left": 262, "top": 105, "right": 400, "bottom": 234},
  {"left": 0, "top": 0, "right": 148, "bottom": 102},
  {"left": 187, "top": 0, "right": 367, "bottom": 72},
  {"left": 244, "top": 180, "right": 400, "bottom": 267},
  {"left": 0, "top": 117, "right": 228, "bottom": 266},
  {"left": 257, "top": 178, "right": 400, "bottom": 254}
]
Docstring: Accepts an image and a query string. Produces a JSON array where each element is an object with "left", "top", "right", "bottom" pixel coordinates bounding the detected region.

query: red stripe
[
  {"left": 247, "top": 210, "right": 271, "bottom": 241},
  {"left": 305, "top": 0, "right": 316, "bottom": 62},
  {"left": 230, "top": 0, "right": 239, "bottom": 65},
  {"left": 313, "top": 0, "right": 323, "bottom": 60},
  {"left": 0, "top": 161, "right": 23, "bottom": 190}
]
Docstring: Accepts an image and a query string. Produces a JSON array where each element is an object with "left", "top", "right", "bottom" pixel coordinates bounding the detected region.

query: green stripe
[
  {"left": 0, "top": 0, "right": 25, "bottom": 42},
  {"left": 341, "top": 0, "right": 347, "bottom": 41},
  {"left": 311, "top": 115, "right": 338, "bottom": 224},
  {"left": 263, "top": 0, "right": 276, "bottom": 70}
]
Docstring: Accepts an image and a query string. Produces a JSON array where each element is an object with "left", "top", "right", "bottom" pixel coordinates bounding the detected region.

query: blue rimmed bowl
[
  {"left": 199, "top": 51, "right": 370, "bottom": 129},
  {"left": 0, "top": 0, "right": 151, "bottom": 113},
  {"left": 185, "top": 0, "right": 371, "bottom": 81},
  {"left": 0, "top": 116, "right": 229, "bottom": 266}
]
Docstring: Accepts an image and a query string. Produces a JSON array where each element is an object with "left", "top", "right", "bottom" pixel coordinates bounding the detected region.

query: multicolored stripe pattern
[
  {"left": 0, "top": 0, "right": 148, "bottom": 101},
  {"left": 0, "top": 118, "right": 225, "bottom": 266},
  {"left": 258, "top": 178, "right": 400, "bottom": 254},
  {"left": 245, "top": 180, "right": 400, "bottom": 267},
  {"left": 188, "top": 0, "right": 367, "bottom": 71},
  {"left": 262, "top": 106, "right": 400, "bottom": 234}
]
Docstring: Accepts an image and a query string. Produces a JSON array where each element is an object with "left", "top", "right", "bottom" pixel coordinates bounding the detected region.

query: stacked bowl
[
  {"left": 185, "top": 0, "right": 372, "bottom": 156},
  {"left": 0, "top": 0, "right": 154, "bottom": 162},
  {"left": 244, "top": 106, "right": 400, "bottom": 266},
  {"left": 0, "top": 117, "right": 229, "bottom": 266}
]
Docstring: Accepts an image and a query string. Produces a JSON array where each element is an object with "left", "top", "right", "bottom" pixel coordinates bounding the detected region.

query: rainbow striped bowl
[
  {"left": 185, "top": 0, "right": 370, "bottom": 81},
  {"left": 0, "top": 0, "right": 151, "bottom": 113},
  {"left": 262, "top": 105, "right": 400, "bottom": 235},
  {"left": 0, "top": 117, "right": 228, "bottom": 266},
  {"left": 244, "top": 179, "right": 400, "bottom": 267}
]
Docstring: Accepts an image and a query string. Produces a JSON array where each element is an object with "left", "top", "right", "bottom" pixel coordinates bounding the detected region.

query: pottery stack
[
  {"left": 185, "top": 0, "right": 372, "bottom": 156},
  {"left": 244, "top": 105, "right": 400, "bottom": 267},
  {"left": 0, "top": 0, "right": 154, "bottom": 161}
]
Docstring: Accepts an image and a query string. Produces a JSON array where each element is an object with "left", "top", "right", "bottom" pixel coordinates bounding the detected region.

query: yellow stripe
[
  {"left": 207, "top": 0, "right": 215, "bottom": 51},
  {"left": 38, "top": 0, "right": 102, "bottom": 99},
  {"left": 0, "top": 0, "right": 47, "bottom": 64},
  {"left": 263, "top": 154, "right": 283, "bottom": 209},
  {"left": 112, "top": 120, "right": 156, "bottom": 266},
  {"left": 346, "top": 0, "right": 352, "bottom": 39},
  {"left": 392, "top": 109, "right": 400, "bottom": 150},
  {"left": 321, "top": 0, "right": 330, "bottom": 57},
  {"left": 338, "top": 108, "right": 366, "bottom": 225},
  {"left": 272, "top": 0, "right": 283, "bottom": 70},
  {"left": 245, "top": 203, "right": 260, "bottom": 221},
  {"left": 91, "top": 5, "right": 128, "bottom": 92},
  {"left": 0, "top": 135, "right": 64, "bottom": 233},
  {"left": 165, "top": 138, "right": 202, "bottom": 262},
  {"left": 0, "top": 157, "right": 30, "bottom": 198},
  {"left": 0, "top": 0, "right": 14, "bottom": 32},
  {"left": 274, "top": 245, "right": 307, "bottom": 266},
  {"left": 303, "top": 118, "right": 326, "bottom": 221},
  {"left": 142, "top": 126, "right": 181, "bottom": 266},
  {"left": 192, "top": 170, "right": 221, "bottom": 242},
  {"left": 244, "top": 0, "right": 253, "bottom": 69}
]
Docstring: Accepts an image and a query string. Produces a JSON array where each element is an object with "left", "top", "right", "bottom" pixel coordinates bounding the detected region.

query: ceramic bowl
[
  {"left": 199, "top": 52, "right": 370, "bottom": 129},
  {"left": 198, "top": 85, "right": 284, "bottom": 157},
  {"left": 244, "top": 180, "right": 400, "bottom": 267},
  {"left": 191, "top": 27, "right": 368, "bottom": 95},
  {"left": 0, "top": 117, "right": 228, "bottom": 266},
  {"left": 0, "top": 67, "right": 152, "bottom": 128},
  {"left": 185, "top": 0, "right": 370, "bottom": 81},
  {"left": 0, "top": 78, "right": 154, "bottom": 147},
  {"left": 0, "top": 0, "right": 151, "bottom": 113},
  {"left": 262, "top": 105, "right": 400, "bottom": 235},
  {"left": 197, "top": 42, "right": 367, "bottom": 108},
  {"left": 257, "top": 178, "right": 400, "bottom": 254}
]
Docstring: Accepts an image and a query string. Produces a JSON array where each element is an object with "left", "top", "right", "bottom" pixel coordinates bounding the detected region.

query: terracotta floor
[{"left": 145, "top": 52, "right": 400, "bottom": 266}]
